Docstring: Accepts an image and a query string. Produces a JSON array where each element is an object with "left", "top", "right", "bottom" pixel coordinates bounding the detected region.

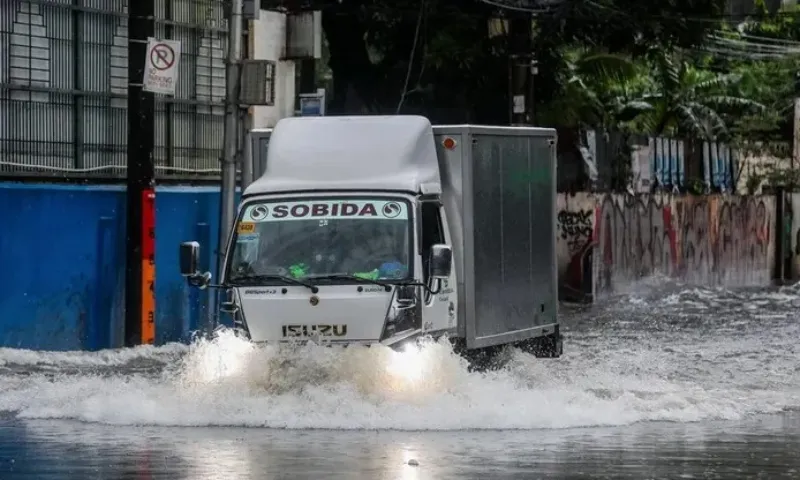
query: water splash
[{"left": 0, "top": 285, "right": 798, "bottom": 430}]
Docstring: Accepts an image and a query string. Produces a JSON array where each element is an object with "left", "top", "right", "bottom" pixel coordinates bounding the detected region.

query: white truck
[{"left": 179, "top": 115, "right": 562, "bottom": 367}]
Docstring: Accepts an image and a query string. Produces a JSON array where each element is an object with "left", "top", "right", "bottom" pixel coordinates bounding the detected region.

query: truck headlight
[
  {"left": 386, "top": 343, "right": 425, "bottom": 382},
  {"left": 379, "top": 285, "right": 421, "bottom": 341},
  {"left": 221, "top": 288, "right": 248, "bottom": 334}
]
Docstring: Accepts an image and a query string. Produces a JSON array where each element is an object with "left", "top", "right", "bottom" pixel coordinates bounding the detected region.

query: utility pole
[
  {"left": 793, "top": 71, "right": 800, "bottom": 172},
  {"left": 508, "top": 13, "right": 535, "bottom": 126},
  {"left": 238, "top": 21, "right": 254, "bottom": 192},
  {"left": 218, "top": 0, "right": 244, "bottom": 290},
  {"left": 785, "top": 70, "right": 800, "bottom": 283},
  {"left": 125, "top": 0, "right": 156, "bottom": 347}
]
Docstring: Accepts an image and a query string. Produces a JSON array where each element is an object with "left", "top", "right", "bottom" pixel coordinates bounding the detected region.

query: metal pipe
[
  {"left": 240, "top": 112, "right": 254, "bottom": 191},
  {"left": 125, "top": 0, "right": 155, "bottom": 346},
  {"left": 217, "top": 0, "right": 244, "bottom": 300}
]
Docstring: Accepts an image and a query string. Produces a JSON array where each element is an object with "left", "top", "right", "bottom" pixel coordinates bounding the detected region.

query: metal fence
[
  {"left": 556, "top": 128, "right": 760, "bottom": 193},
  {"left": 643, "top": 136, "right": 738, "bottom": 192},
  {"left": 1, "top": 0, "right": 228, "bottom": 180}
]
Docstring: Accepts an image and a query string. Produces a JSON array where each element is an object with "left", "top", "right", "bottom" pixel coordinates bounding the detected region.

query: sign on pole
[
  {"left": 142, "top": 37, "right": 181, "bottom": 95},
  {"left": 299, "top": 88, "right": 326, "bottom": 116}
]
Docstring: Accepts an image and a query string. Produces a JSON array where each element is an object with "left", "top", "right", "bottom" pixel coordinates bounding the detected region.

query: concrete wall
[
  {"left": 249, "top": 9, "right": 298, "bottom": 128},
  {"left": 0, "top": 183, "right": 236, "bottom": 351},
  {"left": 558, "top": 193, "right": 777, "bottom": 297}
]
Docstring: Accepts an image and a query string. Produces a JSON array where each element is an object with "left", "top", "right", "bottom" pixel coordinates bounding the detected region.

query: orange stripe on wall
[
  {"left": 141, "top": 189, "right": 156, "bottom": 345},
  {"left": 141, "top": 259, "right": 155, "bottom": 345}
]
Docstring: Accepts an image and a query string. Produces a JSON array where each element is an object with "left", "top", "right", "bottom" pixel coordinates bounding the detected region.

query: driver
[
  {"left": 286, "top": 226, "right": 340, "bottom": 278},
  {"left": 339, "top": 222, "right": 408, "bottom": 280},
  {"left": 246, "top": 222, "right": 318, "bottom": 278}
]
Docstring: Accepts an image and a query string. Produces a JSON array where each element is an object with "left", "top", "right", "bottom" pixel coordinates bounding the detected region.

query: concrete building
[{"left": 0, "top": 0, "right": 318, "bottom": 181}]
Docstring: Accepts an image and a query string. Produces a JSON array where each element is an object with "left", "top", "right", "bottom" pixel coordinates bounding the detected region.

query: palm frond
[
  {"left": 574, "top": 53, "right": 638, "bottom": 82},
  {"left": 704, "top": 95, "right": 767, "bottom": 111},
  {"left": 691, "top": 74, "right": 743, "bottom": 93}
]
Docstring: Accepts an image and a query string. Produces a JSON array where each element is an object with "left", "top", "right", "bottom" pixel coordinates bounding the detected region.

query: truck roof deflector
[{"left": 420, "top": 182, "right": 441, "bottom": 195}]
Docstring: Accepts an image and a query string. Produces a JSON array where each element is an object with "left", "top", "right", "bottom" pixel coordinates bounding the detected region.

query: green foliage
[
  {"left": 639, "top": 51, "right": 766, "bottom": 139},
  {"left": 275, "top": 0, "right": 795, "bottom": 148},
  {"left": 705, "top": 2, "right": 800, "bottom": 154},
  {"left": 538, "top": 46, "right": 767, "bottom": 142},
  {"left": 727, "top": 57, "right": 796, "bottom": 149},
  {"left": 536, "top": 48, "right": 654, "bottom": 129},
  {"left": 281, "top": 0, "right": 734, "bottom": 120},
  {"left": 766, "top": 167, "right": 800, "bottom": 190}
]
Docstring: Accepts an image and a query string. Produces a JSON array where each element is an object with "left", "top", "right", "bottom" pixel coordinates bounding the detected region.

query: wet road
[{"left": 0, "top": 280, "right": 799, "bottom": 479}]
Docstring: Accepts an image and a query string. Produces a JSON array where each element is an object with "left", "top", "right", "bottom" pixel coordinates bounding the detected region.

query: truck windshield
[{"left": 227, "top": 198, "right": 413, "bottom": 283}]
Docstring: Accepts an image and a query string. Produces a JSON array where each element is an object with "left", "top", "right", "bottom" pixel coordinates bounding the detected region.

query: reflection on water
[{"left": 2, "top": 413, "right": 800, "bottom": 479}]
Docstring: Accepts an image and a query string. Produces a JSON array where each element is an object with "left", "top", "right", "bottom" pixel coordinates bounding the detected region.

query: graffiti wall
[{"left": 557, "top": 193, "right": 776, "bottom": 296}]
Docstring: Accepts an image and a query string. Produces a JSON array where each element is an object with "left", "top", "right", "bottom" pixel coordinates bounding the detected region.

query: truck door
[{"left": 419, "top": 200, "right": 456, "bottom": 333}]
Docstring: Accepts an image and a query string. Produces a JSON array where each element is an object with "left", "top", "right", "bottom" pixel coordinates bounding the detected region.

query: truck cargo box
[{"left": 433, "top": 126, "right": 558, "bottom": 349}]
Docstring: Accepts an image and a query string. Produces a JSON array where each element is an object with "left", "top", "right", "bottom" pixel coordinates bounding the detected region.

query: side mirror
[
  {"left": 179, "top": 241, "right": 200, "bottom": 276},
  {"left": 429, "top": 244, "right": 453, "bottom": 279},
  {"left": 395, "top": 285, "right": 417, "bottom": 309},
  {"left": 180, "top": 241, "right": 212, "bottom": 289}
]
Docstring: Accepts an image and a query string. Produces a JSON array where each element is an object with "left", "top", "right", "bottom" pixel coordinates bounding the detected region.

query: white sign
[
  {"left": 142, "top": 37, "right": 181, "bottom": 95},
  {"left": 513, "top": 95, "right": 525, "bottom": 114},
  {"left": 244, "top": 200, "right": 408, "bottom": 222}
]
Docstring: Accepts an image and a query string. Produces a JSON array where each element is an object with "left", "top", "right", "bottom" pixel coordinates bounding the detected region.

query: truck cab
[{"left": 179, "top": 115, "right": 562, "bottom": 363}]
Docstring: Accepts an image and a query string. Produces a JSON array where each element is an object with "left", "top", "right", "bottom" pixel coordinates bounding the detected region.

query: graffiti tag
[{"left": 558, "top": 210, "right": 593, "bottom": 254}]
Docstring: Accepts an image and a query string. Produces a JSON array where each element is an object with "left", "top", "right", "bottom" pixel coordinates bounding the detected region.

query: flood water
[{"left": 1, "top": 279, "right": 799, "bottom": 479}]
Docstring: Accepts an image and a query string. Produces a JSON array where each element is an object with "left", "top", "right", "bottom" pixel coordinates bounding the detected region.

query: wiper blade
[
  {"left": 308, "top": 274, "right": 393, "bottom": 291},
  {"left": 230, "top": 274, "right": 319, "bottom": 293},
  {"left": 309, "top": 274, "right": 437, "bottom": 295}
]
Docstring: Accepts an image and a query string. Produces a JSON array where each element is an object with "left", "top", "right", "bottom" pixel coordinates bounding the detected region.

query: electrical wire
[
  {"left": 463, "top": 0, "right": 800, "bottom": 23},
  {"left": 695, "top": 30, "right": 800, "bottom": 62},
  {"left": 476, "top": 0, "right": 800, "bottom": 68},
  {"left": 0, "top": 162, "right": 221, "bottom": 174},
  {"left": 739, "top": 32, "right": 800, "bottom": 46},
  {"left": 396, "top": 0, "right": 427, "bottom": 113},
  {"left": 709, "top": 33, "right": 800, "bottom": 48},
  {"left": 307, "top": 0, "right": 800, "bottom": 22},
  {"left": 476, "top": 0, "right": 558, "bottom": 14},
  {"left": 706, "top": 36, "right": 800, "bottom": 56}
]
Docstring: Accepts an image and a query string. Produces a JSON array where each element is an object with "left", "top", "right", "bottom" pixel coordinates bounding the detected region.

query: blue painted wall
[{"left": 0, "top": 183, "right": 240, "bottom": 351}]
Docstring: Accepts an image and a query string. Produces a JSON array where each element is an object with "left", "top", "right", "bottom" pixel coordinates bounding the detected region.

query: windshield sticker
[
  {"left": 237, "top": 232, "right": 260, "bottom": 243},
  {"left": 238, "top": 222, "right": 256, "bottom": 234},
  {"left": 244, "top": 200, "right": 408, "bottom": 222}
]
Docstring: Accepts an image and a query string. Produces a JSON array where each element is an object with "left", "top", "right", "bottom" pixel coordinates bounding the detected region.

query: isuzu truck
[{"left": 179, "top": 115, "right": 562, "bottom": 365}]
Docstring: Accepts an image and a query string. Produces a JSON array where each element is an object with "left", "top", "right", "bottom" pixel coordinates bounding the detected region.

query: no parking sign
[{"left": 142, "top": 37, "right": 181, "bottom": 95}]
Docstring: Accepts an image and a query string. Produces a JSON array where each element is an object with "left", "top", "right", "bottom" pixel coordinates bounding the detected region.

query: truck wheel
[
  {"left": 517, "top": 328, "right": 563, "bottom": 358},
  {"left": 450, "top": 339, "right": 511, "bottom": 372}
]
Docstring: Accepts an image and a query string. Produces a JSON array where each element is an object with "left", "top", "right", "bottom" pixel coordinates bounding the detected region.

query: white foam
[{"left": 0, "top": 342, "right": 187, "bottom": 368}]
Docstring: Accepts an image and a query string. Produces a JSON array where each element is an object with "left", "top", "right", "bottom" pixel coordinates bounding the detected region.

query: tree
[
  {"left": 728, "top": 57, "right": 797, "bottom": 149},
  {"left": 317, "top": 0, "right": 508, "bottom": 121},
  {"left": 724, "top": 1, "right": 800, "bottom": 150},
  {"left": 266, "top": 0, "right": 731, "bottom": 122},
  {"left": 626, "top": 50, "right": 765, "bottom": 191},
  {"left": 537, "top": 49, "right": 652, "bottom": 130},
  {"left": 625, "top": 50, "right": 764, "bottom": 139}
]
